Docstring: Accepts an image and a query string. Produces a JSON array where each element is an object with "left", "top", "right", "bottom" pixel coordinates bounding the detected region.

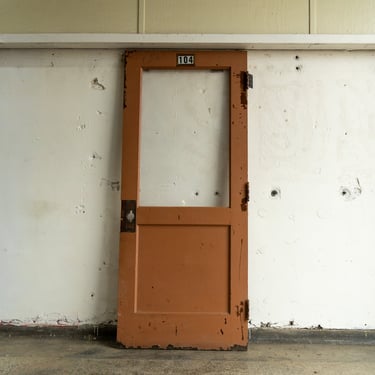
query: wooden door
[{"left": 117, "top": 50, "right": 248, "bottom": 350}]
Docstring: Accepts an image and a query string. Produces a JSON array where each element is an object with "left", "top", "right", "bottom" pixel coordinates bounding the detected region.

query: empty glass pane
[{"left": 139, "top": 70, "right": 229, "bottom": 207}]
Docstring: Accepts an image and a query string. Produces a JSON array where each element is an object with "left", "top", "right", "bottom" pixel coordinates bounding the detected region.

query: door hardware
[{"left": 121, "top": 200, "right": 136, "bottom": 232}]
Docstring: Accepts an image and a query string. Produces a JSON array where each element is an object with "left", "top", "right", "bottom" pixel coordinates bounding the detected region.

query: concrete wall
[
  {"left": 0, "top": 50, "right": 123, "bottom": 325},
  {"left": 248, "top": 50, "right": 375, "bottom": 329},
  {"left": 2, "top": 49, "right": 375, "bottom": 329},
  {"left": 1, "top": 0, "right": 375, "bottom": 34}
]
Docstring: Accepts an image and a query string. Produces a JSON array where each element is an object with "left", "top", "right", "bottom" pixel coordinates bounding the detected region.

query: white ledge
[{"left": 2, "top": 34, "right": 375, "bottom": 50}]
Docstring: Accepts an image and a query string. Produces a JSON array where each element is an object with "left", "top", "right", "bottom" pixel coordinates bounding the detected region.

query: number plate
[{"left": 177, "top": 55, "right": 195, "bottom": 66}]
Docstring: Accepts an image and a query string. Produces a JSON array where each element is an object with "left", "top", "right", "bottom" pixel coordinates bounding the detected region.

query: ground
[{"left": 1, "top": 335, "right": 375, "bottom": 375}]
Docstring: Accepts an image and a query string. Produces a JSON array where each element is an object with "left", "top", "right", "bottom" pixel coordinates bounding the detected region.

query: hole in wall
[{"left": 270, "top": 188, "right": 281, "bottom": 199}]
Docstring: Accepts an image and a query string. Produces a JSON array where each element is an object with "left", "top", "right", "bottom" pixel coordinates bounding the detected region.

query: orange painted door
[{"left": 117, "top": 51, "right": 248, "bottom": 350}]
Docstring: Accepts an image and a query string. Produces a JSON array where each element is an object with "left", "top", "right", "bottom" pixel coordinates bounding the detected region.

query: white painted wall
[
  {"left": 1, "top": 49, "right": 375, "bottom": 330},
  {"left": 0, "top": 50, "right": 123, "bottom": 325},
  {"left": 248, "top": 50, "right": 375, "bottom": 329}
]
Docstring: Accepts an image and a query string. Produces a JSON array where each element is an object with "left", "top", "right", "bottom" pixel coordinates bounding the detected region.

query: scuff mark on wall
[
  {"left": 29, "top": 200, "right": 57, "bottom": 219},
  {"left": 100, "top": 178, "right": 120, "bottom": 192},
  {"left": 91, "top": 152, "right": 102, "bottom": 160},
  {"left": 339, "top": 177, "right": 362, "bottom": 201},
  {"left": 91, "top": 77, "right": 105, "bottom": 90},
  {"left": 0, "top": 314, "right": 117, "bottom": 327},
  {"left": 75, "top": 204, "right": 86, "bottom": 214}
]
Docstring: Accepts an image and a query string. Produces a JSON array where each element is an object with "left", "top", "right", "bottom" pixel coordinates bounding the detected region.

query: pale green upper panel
[
  {"left": 144, "top": 0, "right": 309, "bottom": 34},
  {"left": 312, "top": 0, "right": 375, "bottom": 34},
  {"left": 1, "top": 0, "right": 375, "bottom": 35},
  {"left": 0, "top": 0, "right": 138, "bottom": 33}
]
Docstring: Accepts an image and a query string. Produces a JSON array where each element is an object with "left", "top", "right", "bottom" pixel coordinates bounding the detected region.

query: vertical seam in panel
[
  {"left": 309, "top": 0, "right": 317, "bottom": 34},
  {"left": 308, "top": 0, "right": 311, "bottom": 33},
  {"left": 138, "top": 0, "right": 146, "bottom": 34}
]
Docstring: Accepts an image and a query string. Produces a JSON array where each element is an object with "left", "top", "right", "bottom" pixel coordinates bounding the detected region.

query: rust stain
[
  {"left": 235, "top": 302, "right": 246, "bottom": 341},
  {"left": 239, "top": 238, "right": 243, "bottom": 280},
  {"left": 241, "top": 182, "right": 249, "bottom": 211},
  {"left": 241, "top": 91, "right": 248, "bottom": 109}
]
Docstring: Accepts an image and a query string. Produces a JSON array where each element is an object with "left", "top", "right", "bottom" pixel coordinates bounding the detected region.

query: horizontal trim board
[
  {"left": 250, "top": 328, "right": 375, "bottom": 345},
  {"left": 0, "top": 324, "right": 117, "bottom": 341},
  {"left": 2, "top": 34, "right": 375, "bottom": 50},
  {"left": 2, "top": 325, "right": 375, "bottom": 345}
]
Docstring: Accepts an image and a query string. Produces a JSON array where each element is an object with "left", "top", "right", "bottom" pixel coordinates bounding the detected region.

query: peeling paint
[{"left": 0, "top": 314, "right": 117, "bottom": 328}]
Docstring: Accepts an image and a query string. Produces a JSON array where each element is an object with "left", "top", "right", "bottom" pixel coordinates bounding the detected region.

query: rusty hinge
[
  {"left": 121, "top": 200, "right": 136, "bottom": 232},
  {"left": 241, "top": 182, "right": 250, "bottom": 211},
  {"left": 241, "top": 71, "right": 253, "bottom": 90},
  {"left": 244, "top": 299, "right": 250, "bottom": 321}
]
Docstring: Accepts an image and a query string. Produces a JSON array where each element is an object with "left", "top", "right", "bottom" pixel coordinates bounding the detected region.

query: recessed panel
[
  {"left": 136, "top": 225, "right": 230, "bottom": 313},
  {"left": 140, "top": 70, "right": 229, "bottom": 207}
]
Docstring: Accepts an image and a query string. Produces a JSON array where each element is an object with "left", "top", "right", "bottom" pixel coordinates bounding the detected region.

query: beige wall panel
[
  {"left": 144, "top": 0, "right": 309, "bottom": 34},
  {"left": 312, "top": 0, "right": 375, "bottom": 34},
  {"left": 0, "top": 0, "right": 138, "bottom": 33}
]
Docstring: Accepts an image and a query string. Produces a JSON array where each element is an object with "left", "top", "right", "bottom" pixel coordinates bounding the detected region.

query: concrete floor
[{"left": 1, "top": 336, "right": 375, "bottom": 375}]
